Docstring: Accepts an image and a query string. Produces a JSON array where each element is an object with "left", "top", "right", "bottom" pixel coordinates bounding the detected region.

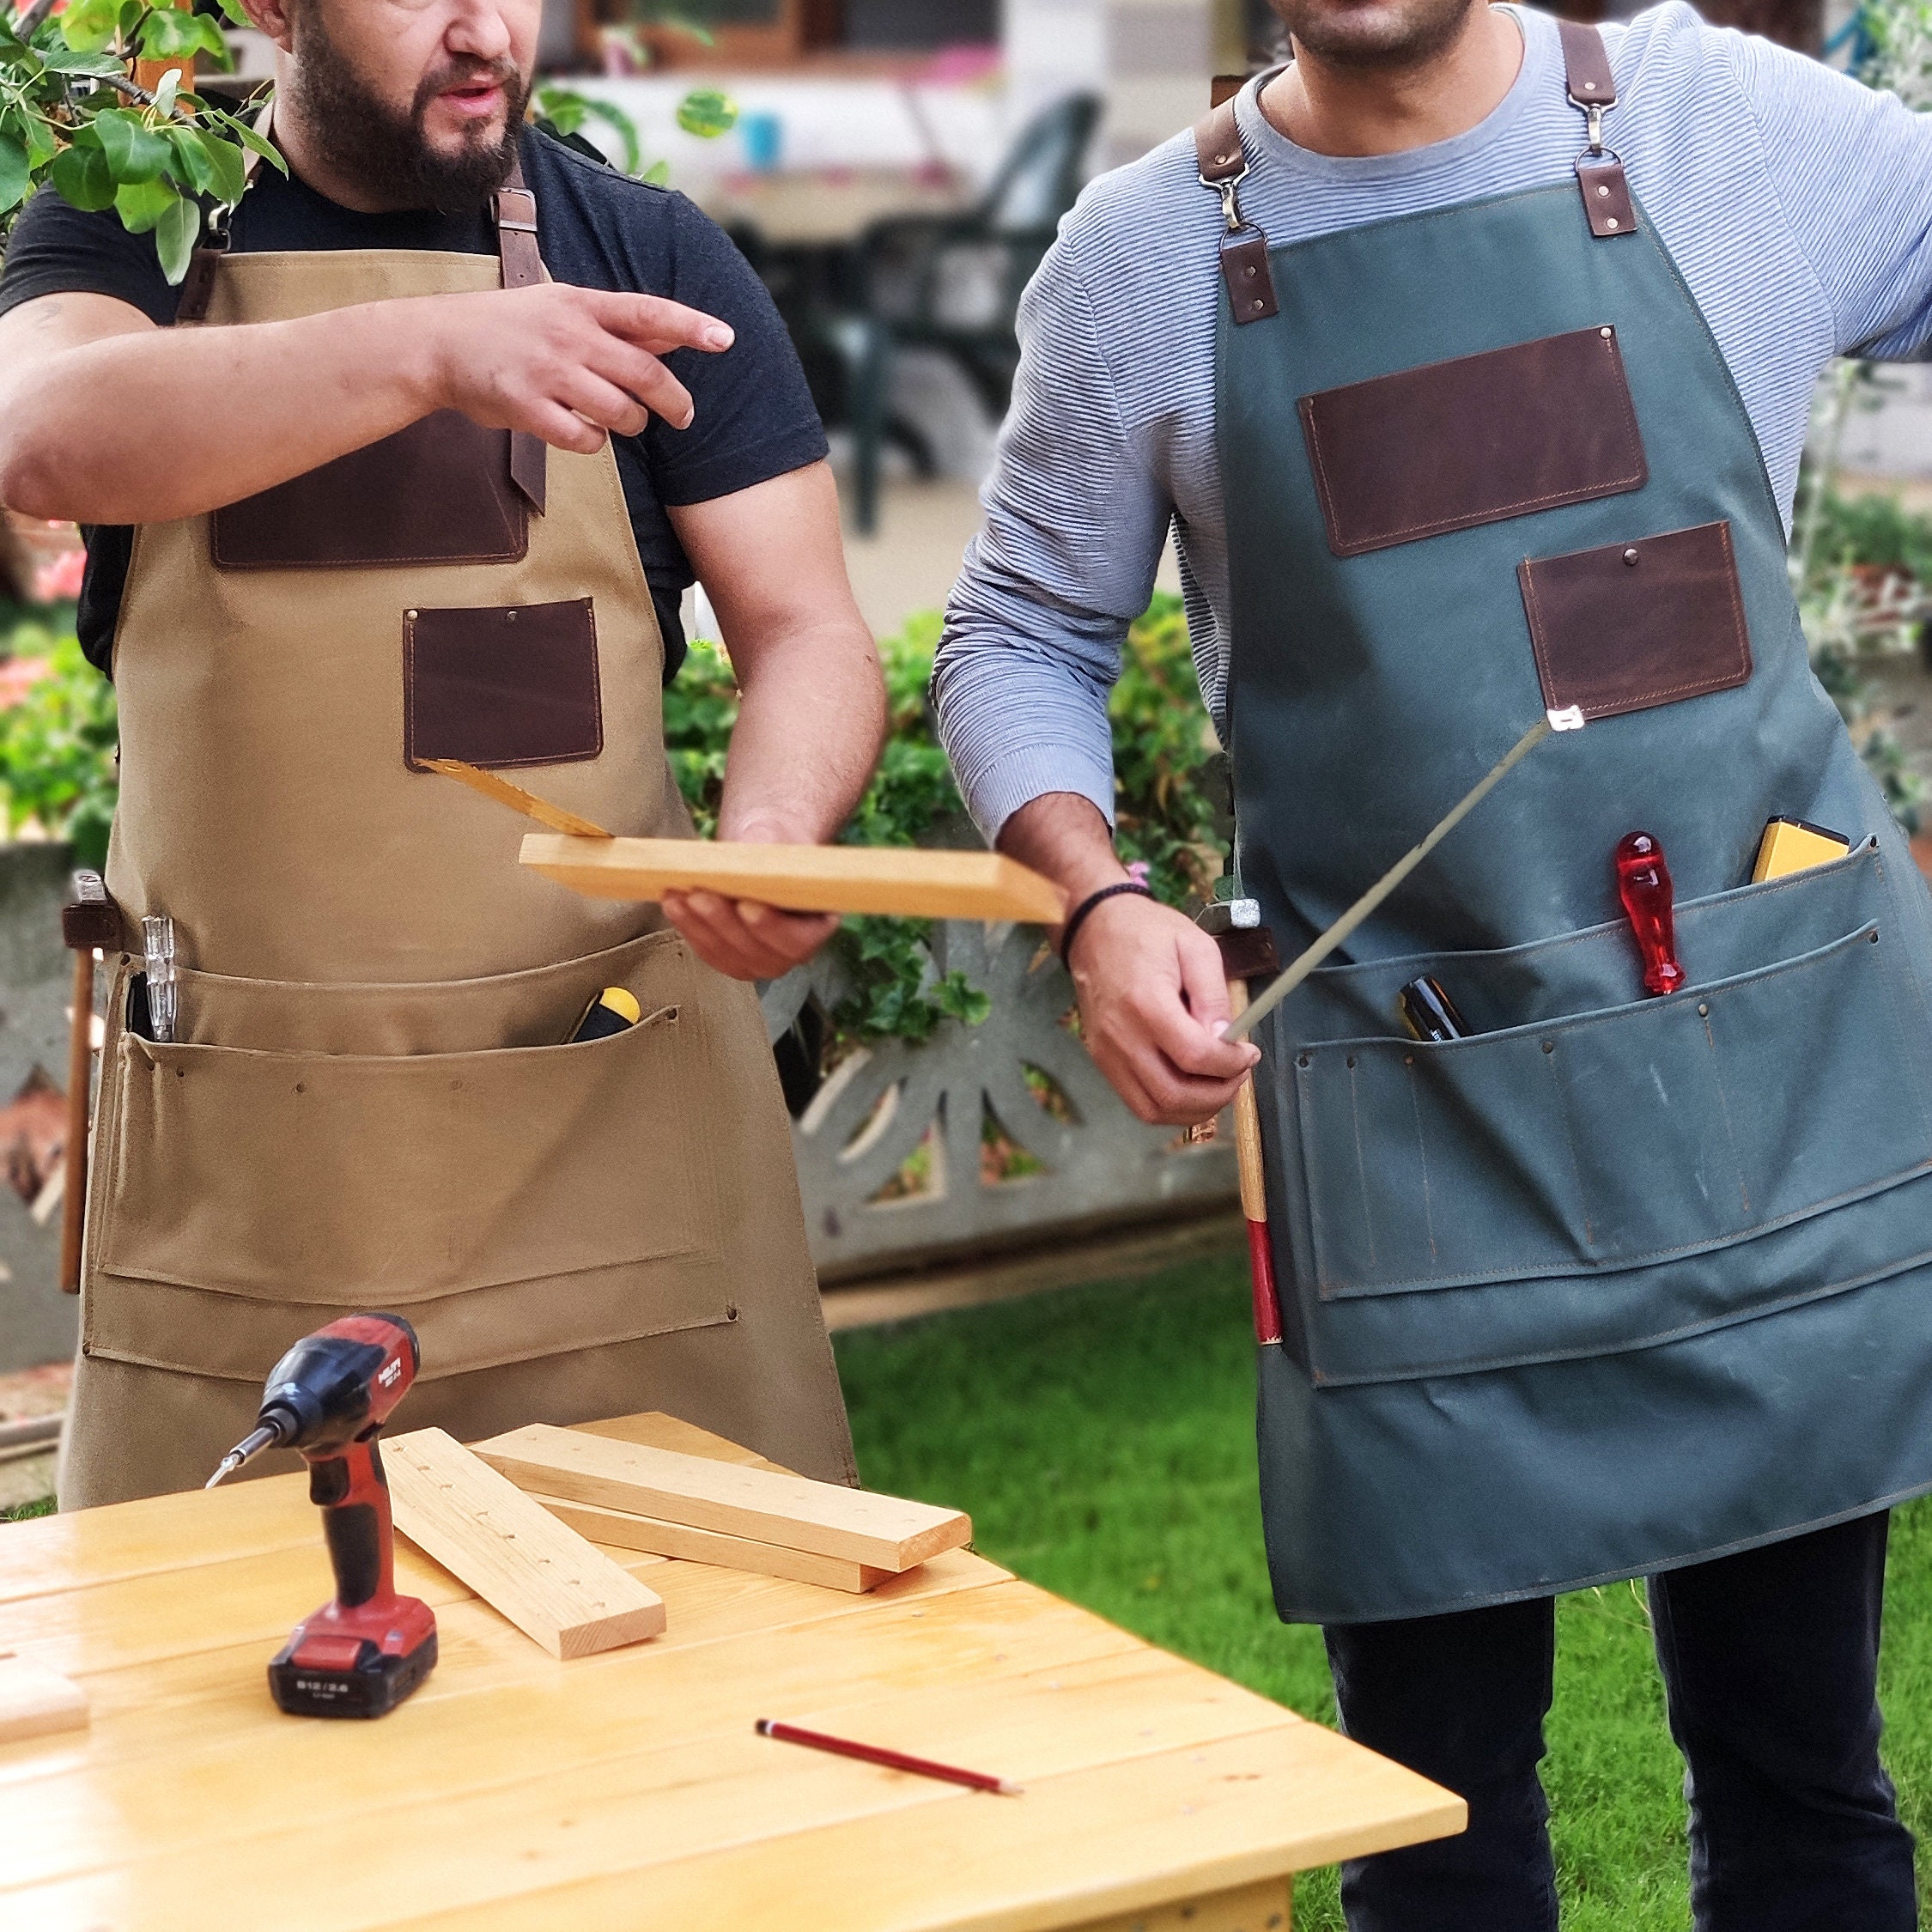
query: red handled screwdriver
[{"left": 1615, "top": 831, "right": 1686, "bottom": 996}]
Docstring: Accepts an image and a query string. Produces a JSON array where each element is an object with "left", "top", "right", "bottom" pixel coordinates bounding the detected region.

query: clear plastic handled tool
[{"left": 142, "top": 913, "right": 177, "bottom": 1044}]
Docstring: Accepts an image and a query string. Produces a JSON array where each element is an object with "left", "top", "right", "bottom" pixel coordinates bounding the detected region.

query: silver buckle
[{"left": 1200, "top": 162, "right": 1250, "bottom": 235}]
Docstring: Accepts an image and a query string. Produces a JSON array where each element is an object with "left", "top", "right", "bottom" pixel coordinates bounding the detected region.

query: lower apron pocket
[
  {"left": 84, "top": 933, "right": 733, "bottom": 1382},
  {"left": 1295, "top": 908, "right": 1932, "bottom": 1300}
]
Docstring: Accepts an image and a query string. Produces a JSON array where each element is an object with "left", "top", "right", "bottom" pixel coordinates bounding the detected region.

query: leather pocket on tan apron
[
  {"left": 211, "top": 411, "right": 528, "bottom": 570},
  {"left": 404, "top": 598, "right": 603, "bottom": 771},
  {"left": 83, "top": 929, "right": 733, "bottom": 1384}
]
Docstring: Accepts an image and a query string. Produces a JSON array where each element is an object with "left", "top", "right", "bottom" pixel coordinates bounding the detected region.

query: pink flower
[
  {"left": 30, "top": 550, "right": 84, "bottom": 605},
  {"left": 0, "top": 659, "right": 51, "bottom": 710}
]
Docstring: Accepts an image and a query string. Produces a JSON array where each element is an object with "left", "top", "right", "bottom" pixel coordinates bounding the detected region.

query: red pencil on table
[{"left": 755, "top": 1718, "right": 1023, "bottom": 1795}]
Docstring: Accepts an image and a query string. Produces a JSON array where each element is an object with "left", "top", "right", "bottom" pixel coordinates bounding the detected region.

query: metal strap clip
[{"left": 1203, "top": 163, "right": 1250, "bottom": 235}]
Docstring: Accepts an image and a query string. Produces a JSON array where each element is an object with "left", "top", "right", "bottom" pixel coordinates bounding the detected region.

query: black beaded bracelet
[{"left": 1060, "top": 880, "right": 1154, "bottom": 968}]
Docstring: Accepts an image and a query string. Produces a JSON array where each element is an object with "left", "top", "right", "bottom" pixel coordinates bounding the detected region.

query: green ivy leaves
[
  {"left": 675, "top": 88, "right": 738, "bottom": 140},
  {"left": 1, "top": 0, "right": 272, "bottom": 281}
]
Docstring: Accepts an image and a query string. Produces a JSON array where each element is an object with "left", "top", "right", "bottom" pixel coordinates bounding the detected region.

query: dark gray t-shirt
[{"left": 0, "top": 125, "right": 828, "bottom": 677}]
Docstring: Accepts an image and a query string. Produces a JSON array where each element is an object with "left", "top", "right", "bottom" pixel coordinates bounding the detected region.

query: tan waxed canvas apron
[{"left": 62, "top": 173, "right": 854, "bottom": 1506}]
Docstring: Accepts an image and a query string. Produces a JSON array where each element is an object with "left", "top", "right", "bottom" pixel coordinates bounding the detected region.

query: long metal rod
[{"left": 1223, "top": 717, "right": 1554, "bottom": 1043}]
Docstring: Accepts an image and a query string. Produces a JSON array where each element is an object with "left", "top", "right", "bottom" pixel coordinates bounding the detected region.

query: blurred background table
[
  {"left": 0, "top": 1411, "right": 1461, "bottom": 1931},
  {"left": 697, "top": 167, "right": 970, "bottom": 246}
]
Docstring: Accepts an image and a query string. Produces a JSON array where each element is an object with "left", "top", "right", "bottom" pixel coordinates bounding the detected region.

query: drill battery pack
[{"left": 270, "top": 1624, "right": 439, "bottom": 1719}]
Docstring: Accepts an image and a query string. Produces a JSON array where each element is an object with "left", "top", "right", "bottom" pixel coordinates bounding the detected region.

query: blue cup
[{"left": 740, "top": 111, "right": 783, "bottom": 173}]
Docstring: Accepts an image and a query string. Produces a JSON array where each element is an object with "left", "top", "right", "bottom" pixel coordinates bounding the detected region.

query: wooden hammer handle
[
  {"left": 1226, "top": 978, "right": 1283, "bottom": 1346},
  {"left": 58, "top": 947, "right": 94, "bottom": 1296},
  {"left": 58, "top": 871, "right": 118, "bottom": 1297}
]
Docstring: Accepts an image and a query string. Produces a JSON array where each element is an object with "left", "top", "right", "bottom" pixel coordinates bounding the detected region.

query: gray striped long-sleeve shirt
[{"left": 933, "top": 2, "right": 1932, "bottom": 841}]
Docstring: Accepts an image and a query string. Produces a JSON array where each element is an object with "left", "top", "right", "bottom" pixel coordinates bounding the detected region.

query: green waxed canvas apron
[{"left": 1206, "top": 24, "right": 1932, "bottom": 1624}]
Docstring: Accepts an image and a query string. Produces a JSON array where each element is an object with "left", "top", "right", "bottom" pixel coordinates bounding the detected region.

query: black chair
[{"left": 819, "top": 91, "right": 1102, "bottom": 532}]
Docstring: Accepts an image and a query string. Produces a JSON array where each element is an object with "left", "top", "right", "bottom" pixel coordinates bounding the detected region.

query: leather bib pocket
[
  {"left": 212, "top": 412, "right": 528, "bottom": 570},
  {"left": 404, "top": 598, "right": 604, "bottom": 771},
  {"left": 82, "top": 931, "right": 732, "bottom": 1384},
  {"left": 1289, "top": 845, "right": 1932, "bottom": 1310},
  {"left": 1520, "top": 520, "right": 1752, "bottom": 721},
  {"left": 1297, "top": 325, "right": 1646, "bottom": 557}
]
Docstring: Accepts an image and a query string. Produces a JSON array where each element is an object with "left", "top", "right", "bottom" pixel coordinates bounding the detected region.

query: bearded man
[
  {"left": 935, "top": 1, "right": 1932, "bottom": 1925},
  {"left": 0, "top": 0, "right": 878, "bottom": 1506}
]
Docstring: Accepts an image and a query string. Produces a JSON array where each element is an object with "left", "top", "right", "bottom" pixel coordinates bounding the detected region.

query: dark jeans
[{"left": 1325, "top": 1513, "right": 1916, "bottom": 1932}]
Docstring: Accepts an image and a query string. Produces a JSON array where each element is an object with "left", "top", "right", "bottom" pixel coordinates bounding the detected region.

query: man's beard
[
  {"left": 286, "top": 9, "right": 530, "bottom": 211},
  {"left": 1268, "top": 0, "right": 1480, "bottom": 71}
]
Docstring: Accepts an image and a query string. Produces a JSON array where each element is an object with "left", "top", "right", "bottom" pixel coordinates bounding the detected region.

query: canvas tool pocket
[
  {"left": 1291, "top": 848, "right": 1932, "bottom": 1303},
  {"left": 1519, "top": 520, "right": 1752, "bottom": 721},
  {"left": 404, "top": 598, "right": 603, "bottom": 771},
  {"left": 84, "top": 932, "right": 731, "bottom": 1383},
  {"left": 211, "top": 411, "right": 528, "bottom": 569},
  {"left": 1297, "top": 325, "right": 1646, "bottom": 557}
]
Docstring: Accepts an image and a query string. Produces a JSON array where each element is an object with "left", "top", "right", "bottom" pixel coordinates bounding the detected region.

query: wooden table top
[{"left": 0, "top": 1413, "right": 1461, "bottom": 1931}]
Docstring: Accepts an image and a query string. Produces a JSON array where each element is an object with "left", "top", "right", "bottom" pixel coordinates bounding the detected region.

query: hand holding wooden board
[
  {"left": 475, "top": 1424, "right": 972, "bottom": 1572},
  {"left": 385, "top": 1428, "right": 666, "bottom": 1660},
  {"left": 519, "top": 834, "right": 1066, "bottom": 926}
]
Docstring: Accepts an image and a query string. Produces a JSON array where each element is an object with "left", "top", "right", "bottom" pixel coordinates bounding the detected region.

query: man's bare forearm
[
  {"left": 996, "top": 791, "right": 1132, "bottom": 923},
  {"left": 717, "top": 613, "right": 885, "bottom": 844},
  {"left": 0, "top": 282, "right": 729, "bottom": 528},
  {"left": 0, "top": 294, "right": 444, "bottom": 525}
]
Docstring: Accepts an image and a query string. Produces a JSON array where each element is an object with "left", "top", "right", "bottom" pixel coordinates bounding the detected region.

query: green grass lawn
[{"left": 835, "top": 1257, "right": 1932, "bottom": 1929}]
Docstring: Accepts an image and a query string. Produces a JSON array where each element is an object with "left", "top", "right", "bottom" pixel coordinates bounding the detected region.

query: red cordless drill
[{"left": 207, "top": 1313, "right": 437, "bottom": 1718}]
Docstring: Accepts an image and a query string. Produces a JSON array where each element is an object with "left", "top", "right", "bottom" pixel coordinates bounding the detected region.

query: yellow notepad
[{"left": 1752, "top": 817, "right": 1851, "bottom": 882}]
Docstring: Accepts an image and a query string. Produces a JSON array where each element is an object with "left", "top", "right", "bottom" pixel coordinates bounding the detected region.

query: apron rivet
[
  {"left": 1624, "top": 548, "right": 1639, "bottom": 565},
  {"left": 405, "top": 609, "right": 418, "bottom": 621},
  {"left": 1698, "top": 1003, "right": 1710, "bottom": 1016},
  {"left": 1297, "top": 1054, "right": 1311, "bottom": 1068},
  {"left": 505, "top": 611, "right": 517, "bottom": 623},
  {"left": 1600, "top": 326, "right": 1613, "bottom": 337},
  {"left": 1870, "top": 929, "right": 1881, "bottom": 942},
  {"left": 1597, "top": 185, "right": 1611, "bottom": 198},
  {"left": 1605, "top": 217, "right": 1619, "bottom": 230},
  {"left": 1541, "top": 1041, "right": 1555, "bottom": 1054}
]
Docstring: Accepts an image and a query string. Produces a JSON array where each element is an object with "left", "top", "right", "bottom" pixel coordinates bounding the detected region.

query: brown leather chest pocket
[
  {"left": 211, "top": 411, "right": 527, "bottom": 570},
  {"left": 1519, "top": 520, "right": 1752, "bottom": 722},
  {"left": 404, "top": 598, "right": 604, "bottom": 770},
  {"left": 1298, "top": 326, "right": 1647, "bottom": 557}
]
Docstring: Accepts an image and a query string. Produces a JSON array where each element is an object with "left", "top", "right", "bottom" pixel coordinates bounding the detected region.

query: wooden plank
[
  {"left": 519, "top": 834, "right": 1066, "bottom": 925},
  {"left": 474, "top": 1425, "right": 972, "bottom": 1571},
  {"left": 0, "top": 1655, "right": 88, "bottom": 1745},
  {"left": 568, "top": 1413, "right": 789, "bottom": 1472},
  {"left": 1072, "top": 1879, "right": 1289, "bottom": 1932},
  {"left": 385, "top": 1430, "right": 665, "bottom": 1660},
  {"left": 531, "top": 1494, "right": 891, "bottom": 1593}
]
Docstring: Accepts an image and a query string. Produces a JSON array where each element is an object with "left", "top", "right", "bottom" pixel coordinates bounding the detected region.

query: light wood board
[
  {"left": 474, "top": 1424, "right": 972, "bottom": 1571},
  {"left": 0, "top": 1654, "right": 88, "bottom": 1743},
  {"left": 519, "top": 834, "right": 1067, "bottom": 925},
  {"left": 531, "top": 1493, "right": 890, "bottom": 1593},
  {"left": 386, "top": 1428, "right": 665, "bottom": 1660}
]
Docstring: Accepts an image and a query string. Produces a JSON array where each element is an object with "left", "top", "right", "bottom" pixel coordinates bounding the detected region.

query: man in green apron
[
  {"left": 938, "top": 1, "right": 1932, "bottom": 1923},
  {"left": 0, "top": 0, "right": 877, "bottom": 1504}
]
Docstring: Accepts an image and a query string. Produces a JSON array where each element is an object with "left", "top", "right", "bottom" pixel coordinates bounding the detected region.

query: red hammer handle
[{"left": 1227, "top": 977, "right": 1283, "bottom": 1347}]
